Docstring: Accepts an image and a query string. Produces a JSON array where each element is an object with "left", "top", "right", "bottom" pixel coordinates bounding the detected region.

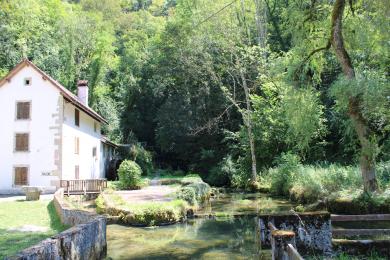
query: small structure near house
[
  {"left": 22, "top": 186, "right": 42, "bottom": 201},
  {"left": 0, "top": 59, "right": 116, "bottom": 195}
]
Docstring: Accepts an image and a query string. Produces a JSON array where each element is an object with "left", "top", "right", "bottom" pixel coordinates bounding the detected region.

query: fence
[{"left": 60, "top": 179, "right": 107, "bottom": 196}]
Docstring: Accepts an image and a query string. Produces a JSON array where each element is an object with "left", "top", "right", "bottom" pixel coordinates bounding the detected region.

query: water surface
[{"left": 106, "top": 192, "right": 294, "bottom": 259}]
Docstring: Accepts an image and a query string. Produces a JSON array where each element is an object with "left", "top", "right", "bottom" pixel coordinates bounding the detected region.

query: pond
[{"left": 106, "top": 192, "right": 295, "bottom": 260}]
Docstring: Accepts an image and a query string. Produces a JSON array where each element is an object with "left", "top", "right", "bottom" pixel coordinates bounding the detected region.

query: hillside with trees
[{"left": 1, "top": 0, "right": 389, "bottom": 193}]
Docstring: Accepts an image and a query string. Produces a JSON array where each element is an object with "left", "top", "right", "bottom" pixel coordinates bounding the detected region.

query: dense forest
[{"left": 1, "top": 0, "right": 389, "bottom": 190}]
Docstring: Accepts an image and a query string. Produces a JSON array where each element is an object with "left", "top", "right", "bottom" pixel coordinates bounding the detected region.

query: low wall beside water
[{"left": 258, "top": 211, "right": 332, "bottom": 254}]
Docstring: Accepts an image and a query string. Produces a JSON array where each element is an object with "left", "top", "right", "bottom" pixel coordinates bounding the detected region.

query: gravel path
[{"left": 114, "top": 185, "right": 177, "bottom": 204}]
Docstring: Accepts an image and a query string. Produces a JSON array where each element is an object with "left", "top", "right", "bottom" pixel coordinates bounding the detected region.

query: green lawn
[{"left": 0, "top": 199, "right": 68, "bottom": 258}]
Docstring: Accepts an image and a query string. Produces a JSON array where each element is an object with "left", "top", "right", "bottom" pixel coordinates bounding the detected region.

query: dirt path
[{"left": 114, "top": 185, "right": 177, "bottom": 204}]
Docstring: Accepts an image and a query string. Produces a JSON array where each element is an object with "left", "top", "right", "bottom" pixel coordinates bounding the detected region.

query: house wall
[
  {"left": 0, "top": 66, "right": 61, "bottom": 193},
  {"left": 62, "top": 102, "right": 103, "bottom": 180}
]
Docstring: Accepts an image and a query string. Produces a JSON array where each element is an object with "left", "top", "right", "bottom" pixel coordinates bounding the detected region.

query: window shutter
[
  {"left": 75, "top": 137, "right": 79, "bottom": 154},
  {"left": 15, "top": 133, "right": 29, "bottom": 151},
  {"left": 16, "top": 102, "right": 30, "bottom": 120},
  {"left": 75, "top": 109, "right": 80, "bottom": 126},
  {"left": 14, "top": 167, "right": 28, "bottom": 186},
  {"left": 75, "top": 165, "right": 79, "bottom": 179}
]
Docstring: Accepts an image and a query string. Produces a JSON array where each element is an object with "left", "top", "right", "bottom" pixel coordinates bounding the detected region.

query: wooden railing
[
  {"left": 332, "top": 214, "right": 390, "bottom": 238},
  {"left": 60, "top": 179, "right": 107, "bottom": 196}
]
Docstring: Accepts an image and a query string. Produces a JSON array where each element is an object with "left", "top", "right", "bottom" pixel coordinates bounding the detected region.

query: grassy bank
[
  {"left": 261, "top": 154, "right": 390, "bottom": 213},
  {"left": 0, "top": 199, "right": 68, "bottom": 258}
]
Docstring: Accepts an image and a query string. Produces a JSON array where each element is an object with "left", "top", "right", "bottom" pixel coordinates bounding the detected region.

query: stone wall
[
  {"left": 7, "top": 189, "right": 107, "bottom": 260},
  {"left": 258, "top": 211, "right": 332, "bottom": 254},
  {"left": 53, "top": 189, "right": 97, "bottom": 226}
]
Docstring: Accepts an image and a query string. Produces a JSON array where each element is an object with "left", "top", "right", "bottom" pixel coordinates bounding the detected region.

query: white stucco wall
[
  {"left": 0, "top": 66, "right": 61, "bottom": 193},
  {"left": 62, "top": 102, "right": 103, "bottom": 180}
]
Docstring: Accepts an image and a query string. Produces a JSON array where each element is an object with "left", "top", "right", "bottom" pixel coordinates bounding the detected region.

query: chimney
[{"left": 77, "top": 80, "right": 89, "bottom": 106}]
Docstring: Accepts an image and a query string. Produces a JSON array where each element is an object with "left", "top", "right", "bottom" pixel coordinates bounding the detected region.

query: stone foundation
[{"left": 258, "top": 211, "right": 332, "bottom": 254}]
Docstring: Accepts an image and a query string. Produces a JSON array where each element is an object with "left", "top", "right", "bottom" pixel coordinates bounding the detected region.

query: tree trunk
[
  {"left": 254, "top": 0, "right": 267, "bottom": 49},
  {"left": 239, "top": 68, "right": 257, "bottom": 183},
  {"left": 330, "top": 0, "right": 378, "bottom": 192}
]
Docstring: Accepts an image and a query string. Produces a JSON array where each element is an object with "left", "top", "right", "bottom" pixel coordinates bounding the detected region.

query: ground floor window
[
  {"left": 14, "top": 167, "right": 28, "bottom": 186},
  {"left": 75, "top": 165, "right": 79, "bottom": 179}
]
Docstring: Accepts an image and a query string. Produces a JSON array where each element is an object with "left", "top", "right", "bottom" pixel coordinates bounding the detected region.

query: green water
[{"left": 106, "top": 192, "right": 294, "bottom": 260}]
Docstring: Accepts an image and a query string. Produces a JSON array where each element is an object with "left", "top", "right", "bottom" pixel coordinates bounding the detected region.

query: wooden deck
[{"left": 60, "top": 179, "right": 107, "bottom": 196}]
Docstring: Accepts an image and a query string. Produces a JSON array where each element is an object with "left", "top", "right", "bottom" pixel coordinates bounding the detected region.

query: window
[
  {"left": 16, "top": 101, "right": 31, "bottom": 120},
  {"left": 14, "top": 167, "right": 28, "bottom": 186},
  {"left": 75, "top": 165, "right": 79, "bottom": 179},
  {"left": 75, "top": 109, "right": 80, "bottom": 126},
  {"left": 92, "top": 147, "right": 97, "bottom": 157},
  {"left": 94, "top": 121, "right": 97, "bottom": 132},
  {"left": 15, "top": 133, "right": 29, "bottom": 152},
  {"left": 75, "top": 137, "right": 80, "bottom": 154},
  {"left": 24, "top": 78, "right": 31, "bottom": 86}
]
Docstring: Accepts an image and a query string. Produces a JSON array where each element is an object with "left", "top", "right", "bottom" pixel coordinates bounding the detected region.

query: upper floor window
[
  {"left": 94, "top": 121, "right": 97, "bottom": 132},
  {"left": 16, "top": 101, "right": 31, "bottom": 120},
  {"left": 75, "top": 137, "right": 80, "bottom": 154},
  {"left": 15, "top": 133, "right": 29, "bottom": 152},
  {"left": 24, "top": 78, "right": 31, "bottom": 86},
  {"left": 75, "top": 109, "right": 80, "bottom": 126},
  {"left": 92, "top": 147, "right": 97, "bottom": 157},
  {"left": 14, "top": 166, "right": 28, "bottom": 186}
]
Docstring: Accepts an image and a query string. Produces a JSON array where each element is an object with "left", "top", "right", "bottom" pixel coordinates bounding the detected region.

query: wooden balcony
[{"left": 60, "top": 179, "right": 107, "bottom": 196}]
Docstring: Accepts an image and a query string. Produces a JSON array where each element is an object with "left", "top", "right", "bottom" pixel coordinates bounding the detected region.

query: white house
[{"left": 0, "top": 59, "right": 115, "bottom": 194}]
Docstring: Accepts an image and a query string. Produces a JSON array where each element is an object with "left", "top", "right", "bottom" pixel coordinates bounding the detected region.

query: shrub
[
  {"left": 129, "top": 144, "right": 153, "bottom": 176},
  {"left": 118, "top": 160, "right": 142, "bottom": 189},
  {"left": 176, "top": 186, "right": 197, "bottom": 205},
  {"left": 176, "top": 181, "right": 211, "bottom": 206},
  {"left": 289, "top": 167, "right": 324, "bottom": 203},
  {"left": 95, "top": 194, "right": 105, "bottom": 214},
  {"left": 269, "top": 153, "right": 301, "bottom": 196}
]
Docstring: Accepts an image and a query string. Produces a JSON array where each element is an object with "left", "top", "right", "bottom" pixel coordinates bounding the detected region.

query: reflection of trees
[{"left": 107, "top": 217, "right": 259, "bottom": 259}]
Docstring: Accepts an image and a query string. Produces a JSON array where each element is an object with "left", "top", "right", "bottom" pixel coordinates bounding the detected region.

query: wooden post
[{"left": 269, "top": 222, "right": 297, "bottom": 260}]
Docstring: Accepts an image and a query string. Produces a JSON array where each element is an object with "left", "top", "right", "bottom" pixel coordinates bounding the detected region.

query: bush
[
  {"left": 118, "top": 160, "right": 142, "bottom": 189},
  {"left": 129, "top": 144, "right": 153, "bottom": 176},
  {"left": 176, "top": 181, "right": 211, "bottom": 206},
  {"left": 289, "top": 167, "right": 324, "bottom": 203},
  {"left": 269, "top": 153, "right": 301, "bottom": 196},
  {"left": 176, "top": 187, "right": 197, "bottom": 205}
]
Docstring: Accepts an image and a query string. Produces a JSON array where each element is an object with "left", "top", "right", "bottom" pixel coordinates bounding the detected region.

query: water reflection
[
  {"left": 106, "top": 193, "right": 292, "bottom": 259},
  {"left": 107, "top": 217, "right": 266, "bottom": 259},
  {"left": 199, "top": 192, "right": 295, "bottom": 215}
]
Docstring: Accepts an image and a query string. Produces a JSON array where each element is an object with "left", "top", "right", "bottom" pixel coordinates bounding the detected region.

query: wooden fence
[
  {"left": 60, "top": 179, "right": 107, "bottom": 196},
  {"left": 331, "top": 214, "right": 390, "bottom": 238}
]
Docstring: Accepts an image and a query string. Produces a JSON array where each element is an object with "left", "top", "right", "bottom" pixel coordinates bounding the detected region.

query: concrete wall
[
  {"left": 62, "top": 102, "right": 103, "bottom": 180},
  {"left": 0, "top": 66, "right": 61, "bottom": 194},
  {"left": 258, "top": 211, "right": 332, "bottom": 254},
  {"left": 7, "top": 189, "right": 107, "bottom": 260}
]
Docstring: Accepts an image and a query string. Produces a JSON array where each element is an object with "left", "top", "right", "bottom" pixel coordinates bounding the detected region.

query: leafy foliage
[
  {"left": 0, "top": 0, "right": 388, "bottom": 189},
  {"left": 118, "top": 160, "right": 142, "bottom": 189}
]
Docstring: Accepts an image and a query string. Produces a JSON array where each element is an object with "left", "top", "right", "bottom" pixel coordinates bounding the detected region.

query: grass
[{"left": 0, "top": 199, "right": 68, "bottom": 258}]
